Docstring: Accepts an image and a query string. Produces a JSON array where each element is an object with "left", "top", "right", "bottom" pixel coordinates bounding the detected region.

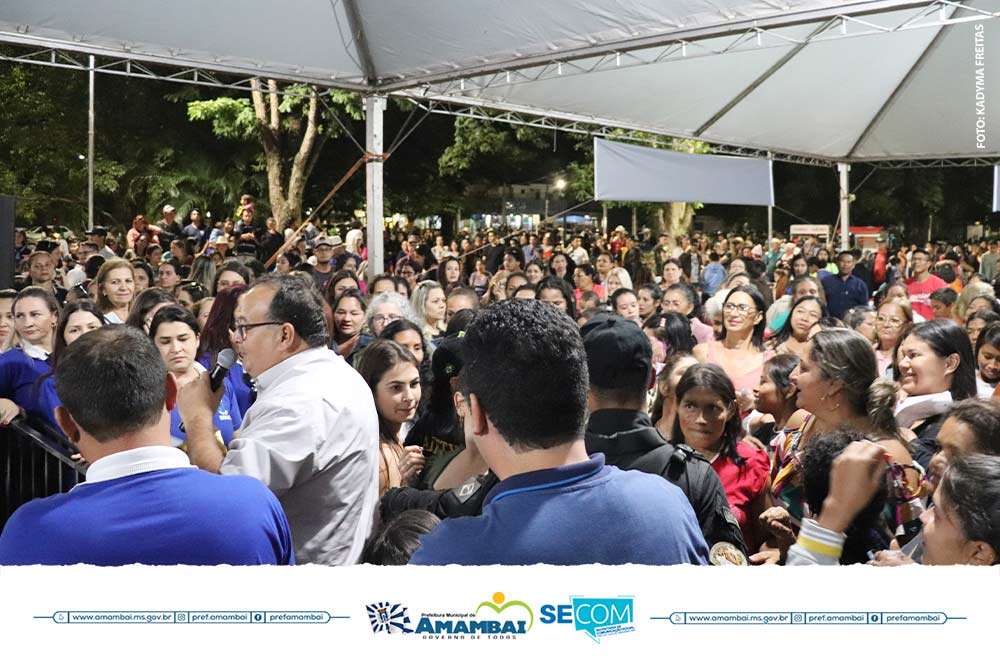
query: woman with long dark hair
[
  {"left": 525, "top": 259, "right": 548, "bottom": 285},
  {"left": 643, "top": 312, "right": 695, "bottom": 365},
  {"left": 437, "top": 256, "right": 463, "bottom": 288},
  {"left": 125, "top": 287, "right": 178, "bottom": 332},
  {"left": 895, "top": 318, "right": 977, "bottom": 470},
  {"left": 693, "top": 285, "right": 772, "bottom": 396},
  {"left": 149, "top": 305, "right": 242, "bottom": 448},
  {"left": 198, "top": 284, "right": 253, "bottom": 415},
  {"left": 212, "top": 260, "right": 251, "bottom": 296},
  {"left": 750, "top": 353, "right": 801, "bottom": 451},
  {"left": 325, "top": 269, "right": 362, "bottom": 304},
  {"left": 766, "top": 296, "right": 826, "bottom": 358},
  {"left": 536, "top": 276, "right": 577, "bottom": 320},
  {"left": 975, "top": 321, "right": 1000, "bottom": 398},
  {"left": 672, "top": 363, "right": 770, "bottom": 552},
  {"left": 636, "top": 283, "right": 662, "bottom": 322},
  {"left": 380, "top": 318, "right": 432, "bottom": 417},
  {"left": 356, "top": 339, "right": 424, "bottom": 496}
]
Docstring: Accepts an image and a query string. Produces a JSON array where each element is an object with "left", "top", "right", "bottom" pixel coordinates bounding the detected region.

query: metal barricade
[{"left": 0, "top": 418, "right": 86, "bottom": 532}]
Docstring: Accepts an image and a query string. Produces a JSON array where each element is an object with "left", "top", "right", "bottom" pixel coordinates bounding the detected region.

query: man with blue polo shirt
[
  {"left": 820, "top": 251, "right": 869, "bottom": 319},
  {"left": 0, "top": 326, "right": 293, "bottom": 566},
  {"left": 409, "top": 299, "right": 708, "bottom": 566}
]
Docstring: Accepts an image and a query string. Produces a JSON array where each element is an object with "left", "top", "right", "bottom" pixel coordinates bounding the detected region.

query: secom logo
[{"left": 540, "top": 596, "right": 635, "bottom": 643}]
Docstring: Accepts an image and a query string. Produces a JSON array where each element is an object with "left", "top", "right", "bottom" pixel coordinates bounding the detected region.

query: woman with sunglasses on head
[
  {"left": 0, "top": 288, "right": 61, "bottom": 429},
  {"left": 693, "top": 285, "right": 772, "bottom": 397},
  {"left": 174, "top": 281, "right": 207, "bottom": 312},
  {"left": 149, "top": 305, "right": 242, "bottom": 448}
]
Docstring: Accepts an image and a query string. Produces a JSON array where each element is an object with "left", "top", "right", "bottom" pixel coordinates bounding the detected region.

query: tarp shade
[
  {"left": 1, "top": 1, "right": 999, "bottom": 162},
  {"left": 593, "top": 138, "right": 774, "bottom": 206}
]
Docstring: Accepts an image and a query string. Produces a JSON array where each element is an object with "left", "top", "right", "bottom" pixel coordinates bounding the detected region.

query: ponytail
[{"left": 866, "top": 377, "right": 900, "bottom": 438}]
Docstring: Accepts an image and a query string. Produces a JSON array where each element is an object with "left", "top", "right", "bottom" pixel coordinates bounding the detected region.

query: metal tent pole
[
  {"left": 365, "top": 95, "right": 386, "bottom": 278},
  {"left": 87, "top": 55, "right": 95, "bottom": 231},
  {"left": 838, "top": 162, "right": 850, "bottom": 250}
]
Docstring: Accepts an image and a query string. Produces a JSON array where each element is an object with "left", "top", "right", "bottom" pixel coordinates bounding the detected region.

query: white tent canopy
[{"left": 2, "top": 0, "right": 999, "bottom": 163}]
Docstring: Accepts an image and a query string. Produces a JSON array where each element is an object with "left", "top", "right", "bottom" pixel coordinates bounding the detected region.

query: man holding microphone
[{"left": 178, "top": 273, "right": 380, "bottom": 565}]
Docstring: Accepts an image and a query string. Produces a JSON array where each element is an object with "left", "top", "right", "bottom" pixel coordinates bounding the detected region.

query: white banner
[
  {"left": 593, "top": 138, "right": 774, "bottom": 206},
  {"left": 0, "top": 564, "right": 994, "bottom": 665}
]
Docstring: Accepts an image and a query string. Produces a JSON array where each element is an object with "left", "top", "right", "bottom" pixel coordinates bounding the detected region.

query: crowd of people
[{"left": 2, "top": 198, "right": 1000, "bottom": 568}]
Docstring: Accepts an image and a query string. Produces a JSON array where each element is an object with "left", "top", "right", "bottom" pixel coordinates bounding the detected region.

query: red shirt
[
  {"left": 905, "top": 274, "right": 948, "bottom": 320},
  {"left": 711, "top": 441, "right": 770, "bottom": 552}
]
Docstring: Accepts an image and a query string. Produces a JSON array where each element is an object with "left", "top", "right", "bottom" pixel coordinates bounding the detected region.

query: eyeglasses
[
  {"left": 372, "top": 313, "right": 401, "bottom": 326},
  {"left": 723, "top": 303, "right": 755, "bottom": 315},
  {"left": 229, "top": 321, "right": 284, "bottom": 340},
  {"left": 875, "top": 316, "right": 904, "bottom": 327}
]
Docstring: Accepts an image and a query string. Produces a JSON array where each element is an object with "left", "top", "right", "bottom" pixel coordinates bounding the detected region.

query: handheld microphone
[
  {"left": 209, "top": 348, "right": 237, "bottom": 392},
  {"left": 178, "top": 349, "right": 237, "bottom": 434}
]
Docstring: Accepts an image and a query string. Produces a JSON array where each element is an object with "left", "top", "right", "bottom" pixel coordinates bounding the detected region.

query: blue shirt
[
  {"left": 0, "top": 347, "right": 59, "bottom": 429},
  {"left": 0, "top": 447, "right": 293, "bottom": 565},
  {"left": 820, "top": 272, "right": 869, "bottom": 319},
  {"left": 169, "top": 375, "right": 243, "bottom": 447},
  {"left": 701, "top": 263, "right": 726, "bottom": 297},
  {"left": 410, "top": 454, "right": 709, "bottom": 565}
]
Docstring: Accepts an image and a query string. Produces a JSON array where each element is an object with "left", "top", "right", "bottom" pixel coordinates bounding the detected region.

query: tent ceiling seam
[
  {"left": 693, "top": 19, "right": 836, "bottom": 137},
  {"left": 340, "top": 0, "right": 377, "bottom": 86},
  {"left": 844, "top": 3, "right": 956, "bottom": 158}
]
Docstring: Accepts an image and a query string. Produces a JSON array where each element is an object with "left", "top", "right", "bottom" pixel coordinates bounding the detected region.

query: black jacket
[{"left": 585, "top": 409, "right": 747, "bottom": 559}]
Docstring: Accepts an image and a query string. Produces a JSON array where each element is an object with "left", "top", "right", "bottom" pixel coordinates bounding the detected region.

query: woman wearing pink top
[{"left": 694, "top": 285, "right": 774, "bottom": 396}]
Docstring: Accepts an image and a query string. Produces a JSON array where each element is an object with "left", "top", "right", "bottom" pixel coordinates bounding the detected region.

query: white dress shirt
[{"left": 221, "top": 346, "right": 379, "bottom": 565}]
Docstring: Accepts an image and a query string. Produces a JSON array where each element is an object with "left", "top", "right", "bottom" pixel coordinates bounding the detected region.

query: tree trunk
[{"left": 249, "top": 78, "right": 324, "bottom": 226}]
